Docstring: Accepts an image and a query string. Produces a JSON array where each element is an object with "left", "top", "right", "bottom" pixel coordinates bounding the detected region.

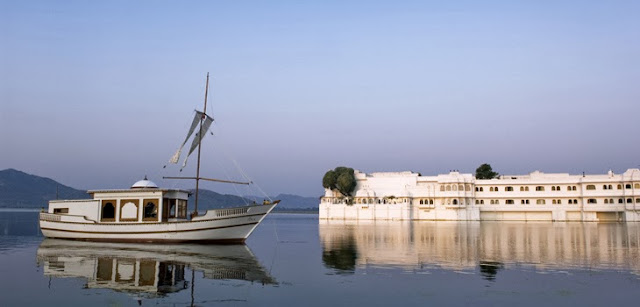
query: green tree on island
[
  {"left": 475, "top": 163, "right": 499, "bottom": 179},
  {"left": 323, "top": 167, "right": 357, "bottom": 197}
]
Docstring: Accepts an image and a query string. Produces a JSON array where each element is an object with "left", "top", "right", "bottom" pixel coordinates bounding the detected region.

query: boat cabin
[{"left": 47, "top": 178, "right": 191, "bottom": 223}]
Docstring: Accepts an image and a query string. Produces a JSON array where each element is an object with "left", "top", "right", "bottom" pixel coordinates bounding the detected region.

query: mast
[{"left": 194, "top": 72, "right": 210, "bottom": 216}]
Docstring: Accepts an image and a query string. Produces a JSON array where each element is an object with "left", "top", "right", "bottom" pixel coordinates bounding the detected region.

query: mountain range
[{"left": 0, "top": 168, "right": 319, "bottom": 211}]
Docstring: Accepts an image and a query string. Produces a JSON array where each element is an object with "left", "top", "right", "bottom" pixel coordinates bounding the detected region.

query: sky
[{"left": 1, "top": 0, "right": 639, "bottom": 197}]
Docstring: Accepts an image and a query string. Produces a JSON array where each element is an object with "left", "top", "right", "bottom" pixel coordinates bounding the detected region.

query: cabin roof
[{"left": 87, "top": 188, "right": 190, "bottom": 195}]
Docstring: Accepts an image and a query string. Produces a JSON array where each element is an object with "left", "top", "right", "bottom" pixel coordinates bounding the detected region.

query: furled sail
[
  {"left": 168, "top": 111, "right": 203, "bottom": 164},
  {"left": 181, "top": 112, "right": 214, "bottom": 169}
]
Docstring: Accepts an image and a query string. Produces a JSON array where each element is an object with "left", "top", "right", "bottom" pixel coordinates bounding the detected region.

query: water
[{"left": 2, "top": 211, "right": 640, "bottom": 306}]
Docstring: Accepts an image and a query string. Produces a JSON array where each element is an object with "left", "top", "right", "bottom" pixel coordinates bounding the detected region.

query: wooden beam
[{"left": 163, "top": 176, "right": 251, "bottom": 185}]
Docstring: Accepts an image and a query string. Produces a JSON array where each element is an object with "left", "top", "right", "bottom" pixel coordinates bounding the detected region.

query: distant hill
[
  {"left": 0, "top": 169, "right": 89, "bottom": 208},
  {"left": 0, "top": 168, "right": 319, "bottom": 210}
]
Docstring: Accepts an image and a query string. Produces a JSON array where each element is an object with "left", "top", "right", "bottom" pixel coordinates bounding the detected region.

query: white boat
[{"left": 39, "top": 74, "right": 278, "bottom": 243}]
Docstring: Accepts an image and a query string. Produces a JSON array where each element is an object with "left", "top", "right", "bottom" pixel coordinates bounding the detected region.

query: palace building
[{"left": 319, "top": 168, "right": 640, "bottom": 222}]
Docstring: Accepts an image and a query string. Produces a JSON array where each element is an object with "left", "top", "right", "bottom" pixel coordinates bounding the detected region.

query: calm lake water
[{"left": 2, "top": 211, "right": 640, "bottom": 306}]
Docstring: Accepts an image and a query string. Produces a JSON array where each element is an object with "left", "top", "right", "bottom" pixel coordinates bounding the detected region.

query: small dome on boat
[{"left": 131, "top": 176, "right": 158, "bottom": 189}]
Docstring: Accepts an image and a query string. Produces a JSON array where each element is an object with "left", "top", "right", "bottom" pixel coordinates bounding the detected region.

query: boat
[
  {"left": 36, "top": 239, "right": 276, "bottom": 300},
  {"left": 39, "top": 73, "right": 279, "bottom": 243}
]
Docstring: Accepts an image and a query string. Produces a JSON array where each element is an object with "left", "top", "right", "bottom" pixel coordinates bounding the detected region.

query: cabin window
[
  {"left": 101, "top": 200, "right": 116, "bottom": 221},
  {"left": 120, "top": 199, "right": 139, "bottom": 221},
  {"left": 536, "top": 186, "right": 545, "bottom": 191},
  {"left": 143, "top": 199, "right": 159, "bottom": 221},
  {"left": 53, "top": 208, "right": 68, "bottom": 214},
  {"left": 586, "top": 185, "right": 595, "bottom": 190},
  {"left": 177, "top": 200, "right": 187, "bottom": 218}
]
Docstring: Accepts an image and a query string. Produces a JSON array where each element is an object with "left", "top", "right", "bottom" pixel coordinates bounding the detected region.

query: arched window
[
  {"left": 480, "top": 200, "right": 484, "bottom": 204},
  {"left": 609, "top": 199, "right": 613, "bottom": 204},
  {"left": 603, "top": 185, "right": 608, "bottom": 190},
  {"left": 568, "top": 199, "right": 573, "bottom": 204},
  {"left": 101, "top": 201, "right": 115, "bottom": 221},
  {"left": 440, "top": 185, "right": 445, "bottom": 191},
  {"left": 490, "top": 187, "right": 494, "bottom": 192},
  {"left": 608, "top": 185, "right": 612, "bottom": 189},
  {"left": 617, "top": 184, "right": 622, "bottom": 190},
  {"left": 635, "top": 184, "right": 640, "bottom": 189},
  {"left": 446, "top": 185, "right": 451, "bottom": 191},
  {"left": 552, "top": 199, "right": 557, "bottom": 204},
  {"left": 556, "top": 199, "right": 562, "bottom": 205},
  {"left": 636, "top": 198, "right": 640, "bottom": 203},
  {"left": 494, "top": 187, "right": 499, "bottom": 192},
  {"left": 506, "top": 199, "right": 514, "bottom": 205},
  {"left": 551, "top": 186, "right": 556, "bottom": 191},
  {"left": 505, "top": 186, "right": 513, "bottom": 192},
  {"left": 452, "top": 185, "right": 457, "bottom": 191},
  {"left": 627, "top": 198, "right": 633, "bottom": 203},
  {"left": 144, "top": 201, "right": 158, "bottom": 219},
  {"left": 536, "top": 199, "right": 545, "bottom": 205},
  {"left": 475, "top": 200, "right": 479, "bottom": 204},
  {"left": 525, "top": 187, "right": 530, "bottom": 191},
  {"left": 586, "top": 185, "right": 595, "bottom": 190},
  {"left": 536, "top": 186, "right": 545, "bottom": 191},
  {"left": 604, "top": 199, "right": 609, "bottom": 204},
  {"left": 453, "top": 199, "right": 458, "bottom": 205},
  {"left": 459, "top": 185, "right": 464, "bottom": 191},
  {"left": 587, "top": 199, "right": 597, "bottom": 204},
  {"left": 520, "top": 187, "right": 525, "bottom": 191},
  {"left": 429, "top": 199, "right": 434, "bottom": 205},
  {"left": 466, "top": 184, "right": 471, "bottom": 191},
  {"left": 556, "top": 186, "right": 560, "bottom": 190},
  {"left": 618, "top": 198, "right": 623, "bottom": 204},
  {"left": 567, "top": 186, "right": 572, "bottom": 191},
  {"left": 625, "top": 184, "right": 632, "bottom": 189}
]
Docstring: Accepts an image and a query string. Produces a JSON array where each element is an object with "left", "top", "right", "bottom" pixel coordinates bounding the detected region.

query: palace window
[
  {"left": 556, "top": 199, "right": 562, "bottom": 204},
  {"left": 636, "top": 198, "right": 640, "bottom": 203},
  {"left": 627, "top": 198, "right": 633, "bottom": 203},
  {"left": 505, "top": 199, "right": 514, "bottom": 205},
  {"left": 536, "top": 186, "right": 545, "bottom": 191},
  {"left": 505, "top": 186, "right": 513, "bottom": 192},
  {"left": 635, "top": 184, "right": 640, "bottom": 189},
  {"left": 452, "top": 199, "right": 458, "bottom": 205},
  {"left": 476, "top": 187, "right": 484, "bottom": 192},
  {"left": 587, "top": 199, "right": 597, "bottom": 204},
  {"left": 520, "top": 186, "right": 529, "bottom": 192},
  {"left": 466, "top": 184, "right": 471, "bottom": 191},
  {"left": 618, "top": 198, "right": 624, "bottom": 204},
  {"left": 586, "top": 185, "right": 596, "bottom": 190},
  {"left": 552, "top": 199, "right": 557, "bottom": 204},
  {"left": 446, "top": 185, "right": 451, "bottom": 191},
  {"left": 608, "top": 185, "right": 612, "bottom": 189},
  {"left": 452, "top": 185, "right": 457, "bottom": 191},
  {"left": 617, "top": 184, "right": 623, "bottom": 190},
  {"left": 459, "top": 184, "right": 464, "bottom": 191},
  {"left": 605, "top": 199, "right": 609, "bottom": 204},
  {"left": 568, "top": 199, "right": 573, "bottom": 204},
  {"left": 475, "top": 200, "right": 479, "bottom": 204},
  {"left": 626, "top": 184, "right": 632, "bottom": 189},
  {"left": 440, "top": 185, "right": 445, "bottom": 191},
  {"left": 603, "top": 185, "right": 608, "bottom": 190},
  {"left": 573, "top": 199, "right": 578, "bottom": 204},
  {"left": 609, "top": 198, "right": 614, "bottom": 204},
  {"left": 480, "top": 200, "right": 484, "bottom": 204},
  {"left": 536, "top": 199, "right": 546, "bottom": 205},
  {"left": 552, "top": 186, "right": 556, "bottom": 191},
  {"left": 521, "top": 199, "right": 530, "bottom": 204}
]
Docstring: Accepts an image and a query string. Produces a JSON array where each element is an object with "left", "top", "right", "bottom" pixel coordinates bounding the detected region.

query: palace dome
[{"left": 131, "top": 176, "right": 158, "bottom": 189}]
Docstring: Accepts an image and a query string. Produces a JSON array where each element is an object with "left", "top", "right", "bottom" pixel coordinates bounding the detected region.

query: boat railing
[
  {"left": 214, "top": 207, "right": 249, "bottom": 218},
  {"left": 40, "top": 212, "right": 97, "bottom": 223}
]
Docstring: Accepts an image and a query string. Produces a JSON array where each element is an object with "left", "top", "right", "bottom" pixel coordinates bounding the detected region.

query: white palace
[{"left": 319, "top": 168, "right": 640, "bottom": 222}]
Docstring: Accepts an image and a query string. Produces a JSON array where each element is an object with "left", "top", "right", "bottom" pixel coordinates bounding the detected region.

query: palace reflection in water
[
  {"left": 320, "top": 220, "right": 640, "bottom": 277},
  {"left": 36, "top": 239, "right": 276, "bottom": 299}
]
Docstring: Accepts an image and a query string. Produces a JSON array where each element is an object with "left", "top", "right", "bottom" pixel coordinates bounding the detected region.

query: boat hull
[{"left": 40, "top": 203, "right": 276, "bottom": 243}]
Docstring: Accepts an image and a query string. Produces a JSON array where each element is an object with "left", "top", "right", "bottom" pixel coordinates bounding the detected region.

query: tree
[
  {"left": 322, "top": 167, "right": 356, "bottom": 197},
  {"left": 322, "top": 170, "right": 337, "bottom": 190},
  {"left": 475, "top": 163, "right": 499, "bottom": 179}
]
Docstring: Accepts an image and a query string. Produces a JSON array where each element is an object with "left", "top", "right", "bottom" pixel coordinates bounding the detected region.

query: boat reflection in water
[
  {"left": 320, "top": 220, "right": 640, "bottom": 278},
  {"left": 36, "top": 239, "right": 276, "bottom": 299}
]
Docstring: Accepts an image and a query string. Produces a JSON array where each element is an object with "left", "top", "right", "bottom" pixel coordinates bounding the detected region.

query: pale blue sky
[{"left": 1, "top": 1, "right": 639, "bottom": 197}]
